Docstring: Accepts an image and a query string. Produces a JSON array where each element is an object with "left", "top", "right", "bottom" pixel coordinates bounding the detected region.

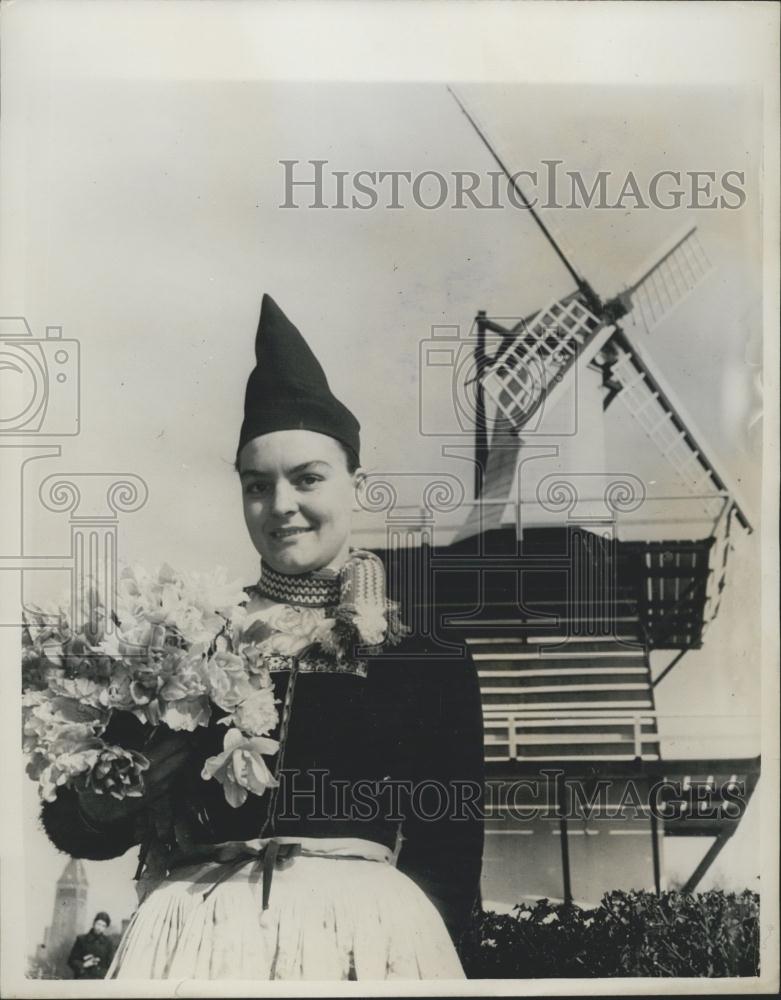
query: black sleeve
[
  {"left": 394, "top": 644, "right": 485, "bottom": 945},
  {"left": 39, "top": 710, "right": 146, "bottom": 860},
  {"left": 67, "top": 935, "right": 85, "bottom": 976},
  {"left": 40, "top": 787, "right": 140, "bottom": 861}
]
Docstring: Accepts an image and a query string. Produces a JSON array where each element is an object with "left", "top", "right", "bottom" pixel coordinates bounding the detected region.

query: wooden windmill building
[{"left": 363, "top": 93, "right": 760, "bottom": 907}]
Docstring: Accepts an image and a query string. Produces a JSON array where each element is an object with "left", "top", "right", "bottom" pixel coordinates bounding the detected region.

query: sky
[{"left": 0, "top": 1, "right": 774, "bottom": 965}]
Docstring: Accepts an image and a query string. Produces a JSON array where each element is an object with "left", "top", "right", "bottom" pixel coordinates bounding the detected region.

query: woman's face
[{"left": 238, "top": 430, "right": 360, "bottom": 576}]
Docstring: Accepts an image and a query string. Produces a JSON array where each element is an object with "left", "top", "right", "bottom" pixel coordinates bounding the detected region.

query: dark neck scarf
[{"left": 250, "top": 562, "right": 341, "bottom": 608}]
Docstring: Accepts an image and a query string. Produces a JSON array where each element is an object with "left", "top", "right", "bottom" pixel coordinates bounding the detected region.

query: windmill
[
  {"left": 447, "top": 88, "right": 751, "bottom": 541},
  {"left": 406, "top": 88, "right": 761, "bottom": 908}
]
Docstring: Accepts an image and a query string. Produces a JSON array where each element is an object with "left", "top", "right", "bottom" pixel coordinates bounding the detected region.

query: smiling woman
[
  {"left": 39, "top": 294, "right": 485, "bottom": 981},
  {"left": 239, "top": 432, "right": 358, "bottom": 577}
]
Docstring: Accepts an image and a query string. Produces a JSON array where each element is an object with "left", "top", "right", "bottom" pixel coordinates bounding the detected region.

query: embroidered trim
[
  {"left": 250, "top": 563, "right": 340, "bottom": 608},
  {"left": 299, "top": 655, "right": 368, "bottom": 678},
  {"left": 264, "top": 652, "right": 368, "bottom": 678}
]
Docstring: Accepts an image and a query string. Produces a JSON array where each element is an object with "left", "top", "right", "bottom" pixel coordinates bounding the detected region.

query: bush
[{"left": 460, "top": 890, "right": 759, "bottom": 978}]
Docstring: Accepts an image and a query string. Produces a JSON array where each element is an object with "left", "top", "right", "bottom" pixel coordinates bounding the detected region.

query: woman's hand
[{"left": 77, "top": 731, "right": 192, "bottom": 827}]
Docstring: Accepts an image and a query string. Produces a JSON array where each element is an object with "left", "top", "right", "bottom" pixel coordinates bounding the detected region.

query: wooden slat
[
  {"left": 480, "top": 683, "right": 650, "bottom": 694},
  {"left": 478, "top": 668, "right": 648, "bottom": 678},
  {"left": 483, "top": 718, "right": 656, "bottom": 729},
  {"left": 486, "top": 753, "right": 661, "bottom": 763},
  {"left": 472, "top": 650, "right": 645, "bottom": 660},
  {"left": 485, "top": 733, "right": 661, "bottom": 746},
  {"left": 481, "top": 700, "right": 654, "bottom": 712}
]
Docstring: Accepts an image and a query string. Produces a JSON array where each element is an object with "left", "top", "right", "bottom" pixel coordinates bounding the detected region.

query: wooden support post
[
  {"left": 559, "top": 814, "right": 572, "bottom": 904},
  {"left": 652, "top": 649, "right": 687, "bottom": 688},
  {"left": 507, "top": 714, "right": 518, "bottom": 760},
  {"left": 633, "top": 714, "right": 643, "bottom": 758},
  {"left": 474, "top": 312, "right": 488, "bottom": 500},
  {"left": 650, "top": 810, "right": 662, "bottom": 896},
  {"left": 682, "top": 828, "right": 734, "bottom": 893}
]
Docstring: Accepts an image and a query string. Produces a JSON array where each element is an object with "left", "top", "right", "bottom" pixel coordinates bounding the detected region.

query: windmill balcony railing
[
  {"left": 351, "top": 493, "right": 738, "bottom": 648},
  {"left": 482, "top": 708, "right": 659, "bottom": 762},
  {"left": 481, "top": 709, "right": 760, "bottom": 763},
  {"left": 350, "top": 493, "right": 734, "bottom": 548}
]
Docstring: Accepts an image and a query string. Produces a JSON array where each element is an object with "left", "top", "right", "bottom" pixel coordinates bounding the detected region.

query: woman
[{"left": 40, "top": 294, "right": 485, "bottom": 980}]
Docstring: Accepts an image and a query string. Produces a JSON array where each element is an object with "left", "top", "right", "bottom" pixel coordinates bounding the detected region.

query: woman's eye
[
  {"left": 297, "top": 475, "right": 322, "bottom": 489},
  {"left": 244, "top": 482, "right": 271, "bottom": 497}
]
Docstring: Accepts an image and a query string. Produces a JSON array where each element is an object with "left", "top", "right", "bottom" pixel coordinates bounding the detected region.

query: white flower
[
  {"left": 162, "top": 696, "right": 211, "bottom": 732},
  {"left": 310, "top": 619, "right": 341, "bottom": 655},
  {"left": 158, "top": 652, "right": 211, "bottom": 731},
  {"left": 39, "top": 743, "right": 104, "bottom": 803},
  {"left": 23, "top": 695, "right": 107, "bottom": 756},
  {"left": 257, "top": 631, "right": 312, "bottom": 656},
  {"left": 181, "top": 566, "right": 248, "bottom": 621},
  {"left": 205, "top": 651, "right": 255, "bottom": 711},
  {"left": 227, "top": 688, "right": 279, "bottom": 737},
  {"left": 160, "top": 651, "right": 208, "bottom": 700},
  {"left": 239, "top": 605, "right": 321, "bottom": 656},
  {"left": 116, "top": 563, "right": 246, "bottom": 650},
  {"left": 47, "top": 676, "right": 105, "bottom": 709},
  {"left": 201, "top": 728, "right": 279, "bottom": 808},
  {"left": 116, "top": 621, "right": 165, "bottom": 662},
  {"left": 97, "top": 664, "right": 136, "bottom": 711},
  {"left": 268, "top": 604, "right": 323, "bottom": 634},
  {"left": 236, "top": 642, "right": 272, "bottom": 687},
  {"left": 31, "top": 724, "right": 106, "bottom": 802}
]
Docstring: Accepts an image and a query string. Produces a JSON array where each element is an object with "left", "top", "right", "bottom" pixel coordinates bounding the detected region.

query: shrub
[{"left": 460, "top": 890, "right": 759, "bottom": 978}]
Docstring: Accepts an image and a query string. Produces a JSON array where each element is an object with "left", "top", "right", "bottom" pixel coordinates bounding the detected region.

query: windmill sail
[
  {"left": 621, "top": 227, "right": 713, "bottom": 335},
  {"left": 453, "top": 294, "right": 616, "bottom": 542},
  {"left": 457, "top": 289, "right": 752, "bottom": 537},
  {"left": 482, "top": 293, "right": 612, "bottom": 431},
  {"left": 446, "top": 89, "right": 748, "bottom": 535},
  {"left": 605, "top": 329, "right": 752, "bottom": 530}
]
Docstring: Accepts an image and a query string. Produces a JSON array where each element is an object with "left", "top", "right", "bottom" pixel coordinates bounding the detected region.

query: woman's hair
[
  {"left": 234, "top": 440, "right": 359, "bottom": 475},
  {"left": 340, "top": 444, "right": 361, "bottom": 474}
]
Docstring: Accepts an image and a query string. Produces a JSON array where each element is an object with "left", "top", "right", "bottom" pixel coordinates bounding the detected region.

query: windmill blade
[
  {"left": 448, "top": 86, "right": 601, "bottom": 311},
  {"left": 605, "top": 329, "right": 752, "bottom": 531},
  {"left": 454, "top": 294, "right": 617, "bottom": 542},
  {"left": 482, "top": 292, "right": 610, "bottom": 432},
  {"left": 621, "top": 227, "right": 714, "bottom": 335}
]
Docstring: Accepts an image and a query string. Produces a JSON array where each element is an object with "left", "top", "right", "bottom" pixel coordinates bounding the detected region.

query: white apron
[{"left": 107, "top": 837, "right": 465, "bottom": 981}]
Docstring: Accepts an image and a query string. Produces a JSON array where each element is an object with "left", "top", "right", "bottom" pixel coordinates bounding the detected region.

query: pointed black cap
[{"left": 237, "top": 294, "right": 360, "bottom": 464}]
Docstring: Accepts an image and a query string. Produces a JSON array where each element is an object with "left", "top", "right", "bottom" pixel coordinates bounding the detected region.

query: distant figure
[{"left": 67, "top": 912, "right": 115, "bottom": 979}]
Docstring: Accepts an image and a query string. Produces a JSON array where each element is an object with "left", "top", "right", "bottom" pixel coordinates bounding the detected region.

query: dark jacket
[
  {"left": 41, "top": 631, "right": 485, "bottom": 944},
  {"left": 67, "top": 929, "right": 115, "bottom": 979}
]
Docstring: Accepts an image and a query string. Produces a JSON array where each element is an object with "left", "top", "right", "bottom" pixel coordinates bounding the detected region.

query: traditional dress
[
  {"left": 40, "top": 294, "right": 485, "bottom": 979},
  {"left": 41, "top": 563, "right": 485, "bottom": 980}
]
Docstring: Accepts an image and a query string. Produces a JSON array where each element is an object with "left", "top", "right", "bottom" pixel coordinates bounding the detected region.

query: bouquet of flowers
[
  {"left": 22, "top": 552, "right": 407, "bottom": 811},
  {"left": 22, "top": 564, "right": 280, "bottom": 810}
]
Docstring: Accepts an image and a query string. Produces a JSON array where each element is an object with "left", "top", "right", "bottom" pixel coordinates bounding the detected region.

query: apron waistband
[{"left": 168, "top": 836, "right": 394, "bottom": 912}]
